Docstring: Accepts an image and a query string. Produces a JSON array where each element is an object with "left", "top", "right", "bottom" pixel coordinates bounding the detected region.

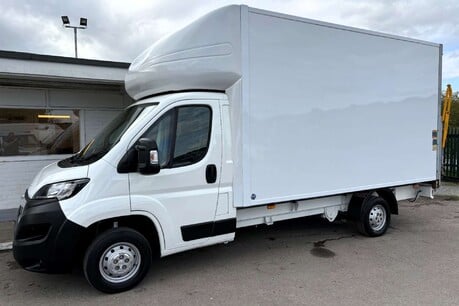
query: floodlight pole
[
  {"left": 61, "top": 16, "right": 87, "bottom": 58},
  {"left": 74, "top": 27, "right": 78, "bottom": 58}
]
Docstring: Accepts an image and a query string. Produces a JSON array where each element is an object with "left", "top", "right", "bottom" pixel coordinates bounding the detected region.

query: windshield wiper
[
  {"left": 61, "top": 148, "right": 109, "bottom": 167},
  {"left": 79, "top": 148, "right": 110, "bottom": 162}
]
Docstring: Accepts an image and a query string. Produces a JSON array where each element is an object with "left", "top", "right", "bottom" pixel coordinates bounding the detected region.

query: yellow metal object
[{"left": 442, "top": 84, "right": 453, "bottom": 148}]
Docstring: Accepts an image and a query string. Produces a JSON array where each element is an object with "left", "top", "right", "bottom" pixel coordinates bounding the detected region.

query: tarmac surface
[{"left": 0, "top": 192, "right": 458, "bottom": 305}]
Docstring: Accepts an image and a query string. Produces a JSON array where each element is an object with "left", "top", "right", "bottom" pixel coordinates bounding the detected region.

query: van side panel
[{"left": 240, "top": 9, "right": 440, "bottom": 207}]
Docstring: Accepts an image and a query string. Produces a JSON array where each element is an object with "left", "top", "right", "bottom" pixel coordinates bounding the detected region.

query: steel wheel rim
[
  {"left": 99, "top": 242, "right": 141, "bottom": 283},
  {"left": 368, "top": 204, "right": 386, "bottom": 231}
]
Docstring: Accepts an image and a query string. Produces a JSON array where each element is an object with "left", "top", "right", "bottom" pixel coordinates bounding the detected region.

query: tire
[
  {"left": 356, "top": 196, "right": 390, "bottom": 237},
  {"left": 83, "top": 227, "right": 152, "bottom": 293}
]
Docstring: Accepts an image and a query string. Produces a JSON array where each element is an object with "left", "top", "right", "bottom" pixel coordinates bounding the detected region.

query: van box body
[{"left": 126, "top": 5, "right": 441, "bottom": 208}]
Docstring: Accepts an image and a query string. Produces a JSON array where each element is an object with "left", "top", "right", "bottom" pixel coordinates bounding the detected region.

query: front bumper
[{"left": 13, "top": 193, "right": 84, "bottom": 273}]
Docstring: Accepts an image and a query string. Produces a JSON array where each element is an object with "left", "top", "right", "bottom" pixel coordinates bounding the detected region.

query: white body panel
[
  {"left": 60, "top": 158, "right": 131, "bottom": 227},
  {"left": 126, "top": 6, "right": 242, "bottom": 101},
  {"left": 127, "top": 5, "right": 441, "bottom": 208},
  {"left": 244, "top": 9, "right": 440, "bottom": 206}
]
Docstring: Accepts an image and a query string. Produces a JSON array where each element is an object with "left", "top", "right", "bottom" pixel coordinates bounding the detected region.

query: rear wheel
[
  {"left": 356, "top": 196, "right": 390, "bottom": 237},
  {"left": 83, "top": 227, "right": 152, "bottom": 293}
]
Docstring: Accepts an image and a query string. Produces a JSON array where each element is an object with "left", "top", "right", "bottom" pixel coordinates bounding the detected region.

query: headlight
[{"left": 33, "top": 178, "right": 90, "bottom": 200}]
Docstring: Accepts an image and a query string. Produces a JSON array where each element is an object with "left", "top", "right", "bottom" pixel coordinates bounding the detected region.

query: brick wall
[{"left": 0, "top": 158, "right": 59, "bottom": 210}]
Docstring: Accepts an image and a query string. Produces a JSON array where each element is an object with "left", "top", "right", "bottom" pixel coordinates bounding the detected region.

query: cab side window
[
  {"left": 141, "top": 105, "right": 211, "bottom": 168},
  {"left": 142, "top": 110, "right": 174, "bottom": 167},
  {"left": 172, "top": 106, "right": 211, "bottom": 167}
]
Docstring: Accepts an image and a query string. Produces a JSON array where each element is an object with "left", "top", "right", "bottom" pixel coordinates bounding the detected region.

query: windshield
[{"left": 59, "top": 103, "right": 156, "bottom": 167}]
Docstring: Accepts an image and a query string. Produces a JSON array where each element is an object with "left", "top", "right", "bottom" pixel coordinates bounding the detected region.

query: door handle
[{"left": 206, "top": 164, "right": 217, "bottom": 184}]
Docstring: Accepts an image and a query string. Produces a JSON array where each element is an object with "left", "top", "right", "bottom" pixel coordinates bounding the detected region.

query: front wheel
[
  {"left": 356, "top": 196, "right": 391, "bottom": 237},
  {"left": 83, "top": 227, "right": 152, "bottom": 293}
]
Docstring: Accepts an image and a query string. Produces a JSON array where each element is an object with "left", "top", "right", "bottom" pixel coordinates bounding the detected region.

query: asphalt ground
[{"left": 0, "top": 195, "right": 458, "bottom": 305}]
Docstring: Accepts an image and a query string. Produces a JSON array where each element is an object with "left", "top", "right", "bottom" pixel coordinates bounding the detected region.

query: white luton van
[{"left": 13, "top": 5, "right": 442, "bottom": 293}]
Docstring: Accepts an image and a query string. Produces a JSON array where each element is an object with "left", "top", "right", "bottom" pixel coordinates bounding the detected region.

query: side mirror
[{"left": 135, "top": 138, "right": 160, "bottom": 175}]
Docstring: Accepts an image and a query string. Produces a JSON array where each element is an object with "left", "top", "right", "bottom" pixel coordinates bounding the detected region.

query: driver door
[{"left": 129, "top": 99, "right": 227, "bottom": 251}]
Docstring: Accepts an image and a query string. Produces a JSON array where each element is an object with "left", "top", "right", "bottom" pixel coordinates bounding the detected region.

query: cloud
[
  {"left": 0, "top": 0, "right": 458, "bottom": 67},
  {"left": 0, "top": 3, "right": 70, "bottom": 56},
  {"left": 444, "top": 51, "right": 459, "bottom": 79}
]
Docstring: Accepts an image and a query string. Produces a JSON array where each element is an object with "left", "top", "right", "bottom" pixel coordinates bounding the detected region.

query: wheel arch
[
  {"left": 375, "top": 188, "right": 398, "bottom": 215},
  {"left": 76, "top": 213, "right": 165, "bottom": 264},
  {"left": 348, "top": 188, "right": 398, "bottom": 219}
]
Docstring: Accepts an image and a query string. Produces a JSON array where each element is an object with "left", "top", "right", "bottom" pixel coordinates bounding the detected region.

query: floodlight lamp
[
  {"left": 61, "top": 16, "right": 70, "bottom": 25},
  {"left": 80, "top": 18, "right": 87, "bottom": 27}
]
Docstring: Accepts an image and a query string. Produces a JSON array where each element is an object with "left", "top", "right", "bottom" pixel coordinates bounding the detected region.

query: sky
[{"left": 1, "top": 0, "right": 458, "bottom": 90}]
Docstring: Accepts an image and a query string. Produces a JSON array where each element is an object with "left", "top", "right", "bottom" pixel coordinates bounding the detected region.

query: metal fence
[{"left": 443, "top": 127, "right": 459, "bottom": 180}]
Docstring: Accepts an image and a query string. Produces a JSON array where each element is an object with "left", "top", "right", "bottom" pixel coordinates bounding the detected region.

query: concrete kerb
[
  {"left": 0, "top": 242, "right": 12, "bottom": 251},
  {"left": 0, "top": 219, "right": 14, "bottom": 251},
  {"left": 434, "top": 181, "right": 459, "bottom": 197},
  {"left": 0, "top": 209, "right": 15, "bottom": 251}
]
